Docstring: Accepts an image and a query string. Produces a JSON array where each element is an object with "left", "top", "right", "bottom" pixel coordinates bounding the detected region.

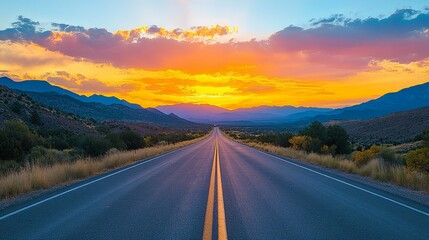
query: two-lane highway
[{"left": 1, "top": 127, "right": 429, "bottom": 239}]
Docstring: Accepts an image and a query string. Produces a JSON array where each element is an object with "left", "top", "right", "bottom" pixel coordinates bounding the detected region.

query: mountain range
[
  {"left": 157, "top": 104, "right": 332, "bottom": 124},
  {"left": 2, "top": 76, "right": 429, "bottom": 129},
  {"left": 0, "top": 77, "right": 200, "bottom": 129},
  {"left": 158, "top": 81, "right": 429, "bottom": 125}
]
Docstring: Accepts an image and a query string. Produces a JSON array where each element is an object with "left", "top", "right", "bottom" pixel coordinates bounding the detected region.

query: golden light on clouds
[
  {"left": 1, "top": 40, "right": 429, "bottom": 109},
  {"left": 115, "top": 24, "right": 238, "bottom": 41}
]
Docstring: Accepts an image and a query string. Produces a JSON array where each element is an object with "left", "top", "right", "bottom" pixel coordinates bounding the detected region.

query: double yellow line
[{"left": 203, "top": 137, "right": 228, "bottom": 240}]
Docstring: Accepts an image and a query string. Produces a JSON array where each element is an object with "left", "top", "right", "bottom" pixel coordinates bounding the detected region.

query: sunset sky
[{"left": 1, "top": 1, "right": 429, "bottom": 109}]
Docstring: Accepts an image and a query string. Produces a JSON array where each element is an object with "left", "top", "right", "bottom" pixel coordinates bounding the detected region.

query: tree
[
  {"left": 300, "top": 121, "right": 327, "bottom": 143},
  {"left": 325, "top": 125, "right": 351, "bottom": 154}
]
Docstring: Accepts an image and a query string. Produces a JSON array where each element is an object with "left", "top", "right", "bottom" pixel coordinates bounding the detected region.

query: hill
[
  {"left": 19, "top": 90, "right": 199, "bottom": 129},
  {"left": 301, "top": 81, "right": 429, "bottom": 124},
  {"left": 337, "top": 107, "right": 429, "bottom": 145},
  {"left": 0, "top": 77, "right": 142, "bottom": 109},
  {"left": 0, "top": 86, "right": 96, "bottom": 135}
]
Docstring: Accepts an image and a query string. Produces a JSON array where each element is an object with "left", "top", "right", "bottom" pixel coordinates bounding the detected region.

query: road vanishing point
[{"left": 1, "top": 128, "right": 429, "bottom": 239}]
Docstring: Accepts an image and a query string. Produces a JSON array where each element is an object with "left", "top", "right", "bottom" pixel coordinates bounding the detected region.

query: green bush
[
  {"left": 80, "top": 136, "right": 110, "bottom": 157},
  {"left": 0, "top": 121, "right": 37, "bottom": 161},
  {"left": 378, "top": 148, "right": 400, "bottom": 165},
  {"left": 27, "top": 146, "right": 48, "bottom": 162},
  {"left": 106, "top": 133, "right": 127, "bottom": 150},
  {"left": 0, "top": 160, "right": 20, "bottom": 174},
  {"left": 120, "top": 131, "right": 145, "bottom": 150},
  {"left": 406, "top": 147, "right": 429, "bottom": 173}
]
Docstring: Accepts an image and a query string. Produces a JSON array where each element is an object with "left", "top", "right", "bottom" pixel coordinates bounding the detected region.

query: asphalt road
[{"left": 1, "top": 128, "right": 429, "bottom": 239}]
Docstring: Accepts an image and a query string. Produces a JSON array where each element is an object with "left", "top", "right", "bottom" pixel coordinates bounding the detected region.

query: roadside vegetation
[
  {"left": 0, "top": 120, "right": 208, "bottom": 200},
  {"left": 224, "top": 121, "right": 429, "bottom": 193}
]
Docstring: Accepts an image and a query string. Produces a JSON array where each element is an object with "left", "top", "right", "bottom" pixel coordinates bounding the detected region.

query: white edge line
[
  {"left": 253, "top": 148, "right": 429, "bottom": 217},
  {"left": 0, "top": 141, "right": 200, "bottom": 221}
]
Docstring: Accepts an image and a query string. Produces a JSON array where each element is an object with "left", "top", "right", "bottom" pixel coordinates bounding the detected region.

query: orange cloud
[{"left": 115, "top": 24, "right": 238, "bottom": 41}]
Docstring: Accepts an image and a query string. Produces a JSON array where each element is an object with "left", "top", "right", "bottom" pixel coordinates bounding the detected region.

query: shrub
[
  {"left": 406, "top": 148, "right": 429, "bottom": 173},
  {"left": 353, "top": 149, "right": 376, "bottom": 167},
  {"left": 0, "top": 160, "right": 20, "bottom": 174},
  {"left": 120, "top": 131, "right": 145, "bottom": 150},
  {"left": 352, "top": 145, "right": 400, "bottom": 167},
  {"left": 321, "top": 144, "right": 337, "bottom": 155},
  {"left": 80, "top": 136, "right": 110, "bottom": 157},
  {"left": 26, "top": 147, "right": 68, "bottom": 166},
  {"left": 289, "top": 135, "right": 321, "bottom": 153},
  {"left": 0, "top": 121, "right": 37, "bottom": 161},
  {"left": 106, "top": 133, "right": 127, "bottom": 150},
  {"left": 378, "top": 148, "right": 400, "bottom": 165},
  {"left": 321, "top": 145, "right": 330, "bottom": 154},
  {"left": 49, "top": 136, "right": 71, "bottom": 150},
  {"left": 27, "top": 146, "right": 48, "bottom": 162}
]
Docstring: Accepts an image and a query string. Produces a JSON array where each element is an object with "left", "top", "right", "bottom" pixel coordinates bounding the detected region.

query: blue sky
[{"left": 1, "top": 0, "right": 428, "bottom": 39}]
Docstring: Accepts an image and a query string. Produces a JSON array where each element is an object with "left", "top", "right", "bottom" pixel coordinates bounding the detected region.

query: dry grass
[
  {"left": 233, "top": 139, "right": 429, "bottom": 193},
  {"left": 0, "top": 136, "right": 206, "bottom": 200}
]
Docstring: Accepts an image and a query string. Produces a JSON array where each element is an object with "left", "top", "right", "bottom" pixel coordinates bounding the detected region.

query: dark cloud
[
  {"left": 12, "top": 16, "right": 39, "bottom": 33},
  {"left": 270, "top": 8, "right": 429, "bottom": 64},
  {"left": 52, "top": 23, "right": 85, "bottom": 32},
  {"left": 0, "top": 15, "right": 50, "bottom": 41},
  {"left": 311, "top": 14, "right": 349, "bottom": 26},
  {"left": 147, "top": 25, "right": 161, "bottom": 34}
]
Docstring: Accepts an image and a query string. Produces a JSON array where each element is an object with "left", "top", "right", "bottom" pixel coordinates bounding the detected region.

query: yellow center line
[
  {"left": 216, "top": 137, "right": 228, "bottom": 240},
  {"left": 203, "top": 137, "right": 217, "bottom": 240},
  {"left": 202, "top": 134, "right": 228, "bottom": 240}
]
